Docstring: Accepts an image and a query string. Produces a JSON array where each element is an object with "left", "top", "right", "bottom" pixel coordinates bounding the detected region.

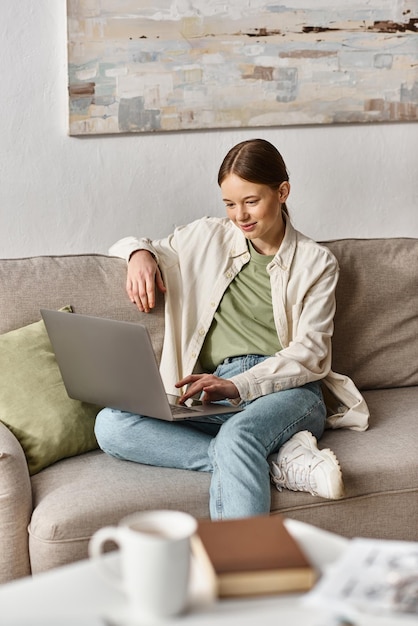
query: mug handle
[{"left": 88, "top": 526, "right": 127, "bottom": 591}]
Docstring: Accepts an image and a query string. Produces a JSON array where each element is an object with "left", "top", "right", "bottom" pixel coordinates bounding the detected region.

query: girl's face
[{"left": 221, "top": 173, "right": 290, "bottom": 255}]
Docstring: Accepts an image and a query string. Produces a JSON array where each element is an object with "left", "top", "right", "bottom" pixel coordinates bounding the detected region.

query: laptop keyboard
[{"left": 169, "top": 403, "right": 200, "bottom": 415}]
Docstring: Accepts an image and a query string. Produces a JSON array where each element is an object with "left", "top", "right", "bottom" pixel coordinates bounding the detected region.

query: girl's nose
[{"left": 236, "top": 204, "right": 249, "bottom": 221}]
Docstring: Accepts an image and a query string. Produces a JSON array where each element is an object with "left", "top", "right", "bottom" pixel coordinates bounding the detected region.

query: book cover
[{"left": 193, "top": 515, "right": 317, "bottom": 598}]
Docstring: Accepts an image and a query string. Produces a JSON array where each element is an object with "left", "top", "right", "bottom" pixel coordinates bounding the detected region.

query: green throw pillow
[{"left": 0, "top": 307, "right": 100, "bottom": 475}]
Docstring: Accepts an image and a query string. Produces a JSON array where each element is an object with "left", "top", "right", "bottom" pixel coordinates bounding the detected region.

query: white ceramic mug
[{"left": 89, "top": 510, "right": 197, "bottom": 621}]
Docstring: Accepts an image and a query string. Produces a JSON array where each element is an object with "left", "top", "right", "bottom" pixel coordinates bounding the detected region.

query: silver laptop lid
[
  {"left": 40, "top": 309, "right": 241, "bottom": 421},
  {"left": 41, "top": 309, "right": 175, "bottom": 420}
]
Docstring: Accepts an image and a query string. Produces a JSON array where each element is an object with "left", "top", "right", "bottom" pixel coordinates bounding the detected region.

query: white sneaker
[{"left": 269, "top": 431, "right": 345, "bottom": 500}]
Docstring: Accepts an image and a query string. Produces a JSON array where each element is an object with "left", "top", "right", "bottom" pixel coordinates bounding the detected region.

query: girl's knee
[
  {"left": 94, "top": 408, "right": 126, "bottom": 453},
  {"left": 211, "top": 418, "right": 258, "bottom": 460}
]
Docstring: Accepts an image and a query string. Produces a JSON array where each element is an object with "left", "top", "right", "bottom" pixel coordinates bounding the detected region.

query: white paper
[{"left": 304, "top": 538, "right": 418, "bottom": 620}]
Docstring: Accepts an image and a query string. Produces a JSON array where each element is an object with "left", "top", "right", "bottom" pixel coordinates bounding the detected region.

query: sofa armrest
[{"left": 0, "top": 421, "right": 32, "bottom": 583}]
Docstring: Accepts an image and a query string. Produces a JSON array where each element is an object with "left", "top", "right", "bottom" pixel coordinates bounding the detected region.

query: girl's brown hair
[{"left": 218, "top": 139, "right": 290, "bottom": 216}]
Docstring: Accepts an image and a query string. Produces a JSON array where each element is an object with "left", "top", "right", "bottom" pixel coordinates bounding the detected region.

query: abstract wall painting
[{"left": 67, "top": 1, "right": 418, "bottom": 135}]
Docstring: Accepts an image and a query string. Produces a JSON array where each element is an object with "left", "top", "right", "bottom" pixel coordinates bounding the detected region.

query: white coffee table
[{"left": 0, "top": 519, "right": 411, "bottom": 625}]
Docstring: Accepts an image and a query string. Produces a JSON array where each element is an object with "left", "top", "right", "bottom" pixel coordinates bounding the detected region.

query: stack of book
[{"left": 193, "top": 514, "right": 317, "bottom": 598}]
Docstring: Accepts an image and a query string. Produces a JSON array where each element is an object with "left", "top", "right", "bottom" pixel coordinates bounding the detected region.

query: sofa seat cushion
[
  {"left": 272, "top": 386, "right": 418, "bottom": 540},
  {"left": 29, "top": 388, "right": 417, "bottom": 575},
  {"left": 29, "top": 452, "right": 211, "bottom": 573}
]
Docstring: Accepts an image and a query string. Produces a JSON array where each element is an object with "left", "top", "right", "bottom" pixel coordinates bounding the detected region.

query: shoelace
[{"left": 270, "top": 459, "right": 316, "bottom": 495}]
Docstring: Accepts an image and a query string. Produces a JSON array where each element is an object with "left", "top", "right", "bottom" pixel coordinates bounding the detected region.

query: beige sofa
[{"left": 0, "top": 238, "right": 417, "bottom": 585}]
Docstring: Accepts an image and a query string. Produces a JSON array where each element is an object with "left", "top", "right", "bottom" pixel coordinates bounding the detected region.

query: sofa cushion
[
  {"left": 0, "top": 310, "right": 100, "bottom": 475},
  {"left": 28, "top": 387, "right": 418, "bottom": 575},
  {"left": 0, "top": 255, "right": 165, "bottom": 364},
  {"left": 29, "top": 454, "right": 211, "bottom": 573},
  {"left": 273, "top": 386, "right": 418, "bottom": 540},
  {"left": 325, "top": 238, "right": 418, "bottom": 390}
]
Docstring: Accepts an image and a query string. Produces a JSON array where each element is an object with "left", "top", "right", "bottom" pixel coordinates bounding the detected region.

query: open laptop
[{"left": 40, "top": 309, "right": 241, "bottom": 421}]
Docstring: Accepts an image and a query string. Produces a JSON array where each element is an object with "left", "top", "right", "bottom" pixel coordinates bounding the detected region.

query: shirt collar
[{"left": 229, "top": 213, "right": 297, "bottom": 271}]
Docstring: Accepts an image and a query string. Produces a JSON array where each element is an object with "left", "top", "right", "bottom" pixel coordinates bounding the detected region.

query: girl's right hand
[{"left": 126, "top": 250, "right": 166, "bottom": 312}]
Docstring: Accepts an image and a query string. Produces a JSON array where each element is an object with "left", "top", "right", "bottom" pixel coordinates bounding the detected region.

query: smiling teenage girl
[{"left": 95, "top": 139, "right": 368, "bottom": 519}]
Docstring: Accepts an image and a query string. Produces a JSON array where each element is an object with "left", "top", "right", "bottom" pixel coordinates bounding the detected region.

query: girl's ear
[{"left": 278, "top": 181, "right": 290, "bottom": 203}]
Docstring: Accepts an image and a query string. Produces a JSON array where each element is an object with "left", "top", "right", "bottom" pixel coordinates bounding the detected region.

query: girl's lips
[{"left": 239, "top": 223, "right": 257, "bottom": 232}]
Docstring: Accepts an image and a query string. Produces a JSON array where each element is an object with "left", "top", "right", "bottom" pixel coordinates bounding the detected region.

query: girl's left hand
[{"left": 175, "top": 374, "right": 240, "bottom": 404}]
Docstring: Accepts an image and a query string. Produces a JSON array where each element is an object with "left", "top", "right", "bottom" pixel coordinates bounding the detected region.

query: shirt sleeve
[{"left": 109, "top": 236, "right": 158, "bottom": 262}]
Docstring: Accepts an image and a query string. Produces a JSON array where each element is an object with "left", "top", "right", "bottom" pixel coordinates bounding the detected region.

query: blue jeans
[{"left": 95, "top": 355, "right": 327, "bottom": 519}]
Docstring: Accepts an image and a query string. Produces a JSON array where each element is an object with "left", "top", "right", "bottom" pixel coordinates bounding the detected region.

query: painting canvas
[{"left": 67, "top": 0, "right": 418, "bottom": 135}]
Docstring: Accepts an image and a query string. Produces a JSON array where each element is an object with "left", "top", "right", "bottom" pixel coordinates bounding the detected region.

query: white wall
[{"left": 1, "top": 2, "right": 417, "bottom": 259}]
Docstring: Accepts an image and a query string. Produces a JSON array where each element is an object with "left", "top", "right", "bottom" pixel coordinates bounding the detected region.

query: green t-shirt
[{"left": 199, "top": 243, "right": 282, "bottom": 372}]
